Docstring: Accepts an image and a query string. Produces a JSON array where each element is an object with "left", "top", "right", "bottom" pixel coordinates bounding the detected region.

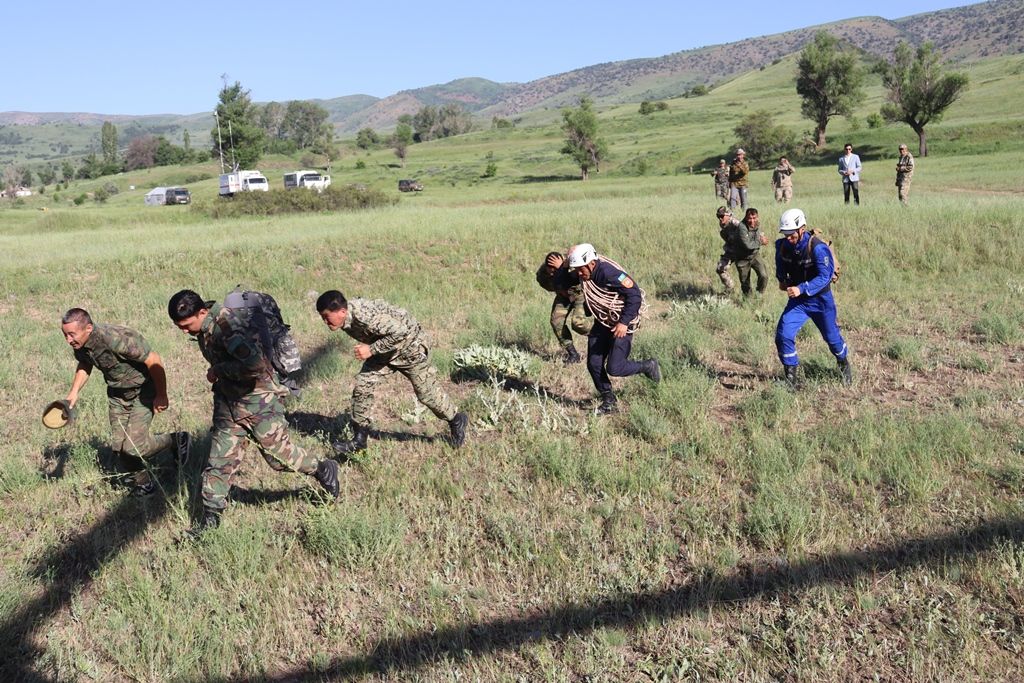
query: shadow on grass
[
  {"left": 289, "top": 337, "right": 346, "bottom": 387},
  {"left": 198, "top": 517, "right": 1024, "bottom": 682},
  {"left": 287, "top": 409, "right": 441, "bottom": 447},
  {"left": 656, "top": 281, "right": 719, "bottom": 301},
  {"left": 451, "top": 371, "right": 589, "bottom": 409}
]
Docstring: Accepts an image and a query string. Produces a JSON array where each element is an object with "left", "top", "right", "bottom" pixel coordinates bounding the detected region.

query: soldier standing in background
[
  {"left": 729, "top": 149, "right": 749, "bottom": 210},
  {"left": 710, "top": 159, "right": 730, "bottom": 202},
  {"left": 771, "top": 156, "right": 795, "bottom": 203},
  {"left": 896, "top": 143, "right": 915, "bottom": 205},
  {"left": 316, "top": 290, "right": 468, "bottom": 455},
  {"left": 537, "top": 250, "right": 592, "bottom": 364},
  {"left": 61, "top": 308, "right": 189, "bottom": 496},
  {"left": 168, "top": 290, "right": 339, "bottom": 538}
]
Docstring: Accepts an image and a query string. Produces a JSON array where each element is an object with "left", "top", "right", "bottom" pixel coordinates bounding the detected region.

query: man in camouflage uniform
[
  {"left": 729, "top": 148, "right": 749, "bottom": 210},
  {"left": 710, "top": 159, "right": 730, "bottom": 201},
  {"left": 168, "top": 290, "right": 339, "bottom": 537},
  {"left": 895, "top": 143, "right": 915, "bottom": 205},
  {"left": 536, "top": 250, "right": 593, "bottom": 364},
  {"left": 723, "top": 208, "right": 771, "bottom": 296},
  {"left": 316, "top": 290, "right": 468, "bottom": 455},
  {"left": 771, "top": 157, "right": 795, "bottom": 203},
  {"left": 61, "top": 308, "right": 189, "bottom": 496},
  {"left": 714, "top": 206, "right": 741, "bottom": 292}
]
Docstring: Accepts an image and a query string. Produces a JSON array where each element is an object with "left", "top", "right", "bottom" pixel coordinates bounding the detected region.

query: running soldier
[{"left": 710, "top": 159, "right": 730, "bottom": 202}]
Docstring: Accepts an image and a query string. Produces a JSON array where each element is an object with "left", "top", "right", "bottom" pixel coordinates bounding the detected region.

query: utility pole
[{"left": 214, "top": 111, "right": 225, "bottom": 174}]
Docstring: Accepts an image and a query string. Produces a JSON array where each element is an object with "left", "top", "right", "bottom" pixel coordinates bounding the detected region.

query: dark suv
[
  {"left": 398, "top": 179, "right": 423, "bottom": 192},
  {"left": 165, "top": 187, "right": 191, "bottom": 205}
]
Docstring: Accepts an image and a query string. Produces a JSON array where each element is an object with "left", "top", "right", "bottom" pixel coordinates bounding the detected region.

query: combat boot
[
  {"left": 314, "top": 459, "right": 340, "bottom": 499},
  {"left": 642, "top": 359, "right": 662, "bottom": 383},
  {"left": 595, "top": 392, "right": 618, "bottom": 415},
  {"left": 332, "top": 425, "right": 369, "bottom": 457},
  {"left": 837, "top": 357, "right": 853, "bottom": 387},
  {"left": 783, "top": 365, "right": 800, "bottom": 390},
  {"left": 186, "top": 507, "right": 221, "bottom": 541},
  {"left": 563, "top": 346, "right": 582, "bottom": 365},
  {"left": 449, "top": 411, "right": 469, "bottom": 448}
]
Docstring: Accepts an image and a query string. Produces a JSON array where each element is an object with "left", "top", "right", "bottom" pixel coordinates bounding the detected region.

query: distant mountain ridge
[{"left": 1, "top": 0, "right": 1020, "bottom": 158}]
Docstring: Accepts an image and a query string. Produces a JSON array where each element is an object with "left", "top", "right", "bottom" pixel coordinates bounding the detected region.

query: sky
[{"left": 4, "top": 0, "right": 974, "bottom": 116}]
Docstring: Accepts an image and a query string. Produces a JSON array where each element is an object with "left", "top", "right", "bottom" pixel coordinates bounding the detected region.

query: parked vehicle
[
  {"left": 144, "top": 187, "right": 168, "bottom": 206},
  {"left": 284, "top": 170, "right": 331, "bottom": 191},
  {"left": 219, "top": 170, "right": 270, "bottom": 196},
  {"left": 164, "top": 187, "right": 191, "bottom": 205},
  {"left": 398, "top": 179, "right": 423, "bottom": 192}
]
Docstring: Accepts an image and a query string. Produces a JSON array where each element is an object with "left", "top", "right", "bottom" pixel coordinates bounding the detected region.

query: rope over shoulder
[{"left": 581, "top": 256, "right": 648, "bottom": 334}]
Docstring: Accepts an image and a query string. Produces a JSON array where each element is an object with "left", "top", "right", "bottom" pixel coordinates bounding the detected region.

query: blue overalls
[
  {"left": 775, "top": 232, "right": 848, "bottom": 366},
  {"left": 586, "top": 261, "right": 644, "bottom": 394}
]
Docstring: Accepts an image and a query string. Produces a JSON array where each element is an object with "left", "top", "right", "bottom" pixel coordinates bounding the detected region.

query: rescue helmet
[
  {"left": 567, "top": 243, "right": 598, "bottom": 269},
  {"left": 778, "top": 208, "right": 807, "bottom": 234}
]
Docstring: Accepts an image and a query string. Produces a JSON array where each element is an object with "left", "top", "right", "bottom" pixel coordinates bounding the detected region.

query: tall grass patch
[{"left": 301, "top": 505, "right": 406, "bottom": 569}]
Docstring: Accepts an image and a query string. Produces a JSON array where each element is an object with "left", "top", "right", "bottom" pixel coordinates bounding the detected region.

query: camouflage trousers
[
  {"left": 351, "top": 341, "right": 456, "bottom": 428},
  {"left": 897, "top": 178, "right": 912, "bottom": 204},
  {"left": 774, "top": 186, "right": 793, "bottom": 203},
  {"left": 715, "top": 182, "right": 729, "bottom": 201},
  {"left": 204, "top": 390, "right": 320, "bottom": 510},
  {"left": 107, "top": 388, "right": 172, "bottom": 479},
  {"left": 550, "top": 292, "right": 593, "bottom": 348}
]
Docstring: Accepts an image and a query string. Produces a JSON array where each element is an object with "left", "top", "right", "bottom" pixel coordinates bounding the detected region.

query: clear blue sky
[{"left": 4, "top": 0, "right": 972, "bottom": 115}]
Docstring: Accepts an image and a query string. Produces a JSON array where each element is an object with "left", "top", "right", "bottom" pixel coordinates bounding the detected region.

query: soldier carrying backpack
[{"left": 224, "top": 286, "right": 303, "bottom": 396}]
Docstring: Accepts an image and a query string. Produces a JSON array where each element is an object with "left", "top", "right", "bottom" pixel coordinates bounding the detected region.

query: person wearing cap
[
  {"left": 710, "top": 159, "right": 730, "bottom": 202},
  {"left": 536, "top": 250, "right": 592, "bottom": 364},
  {"left": 729, "top": 149, "right": 749, "bottom": 210},
  {"left": 167, "top": 290, "right": 340, "bottom": 539},
  {"left": 60, "top": 308, "right": 189, "bottom": 496},
  {"left": 771, "top": 156, "right": 795, "bottom": 203},
  {"left": 774, "top": 209, "right": 852, "bottom": 387},
  {"left": 728, "top": 208, "right": 771, "bottom": 296},
  {"left": 838, "top": 143, "right": 862, "bottom": 205},
  {"left": 566, "top": 243, "right": 660, "bottom": 415},
  {"left": 895, "top": 143, "right": 915, "bottom": 205}
]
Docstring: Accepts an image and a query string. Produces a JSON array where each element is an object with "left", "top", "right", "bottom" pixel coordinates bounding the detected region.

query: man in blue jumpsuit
[
  {"left": 774, "top": 209, "right": 853, "bottom": 387},
  {"left": 567, "top": 243, "right": 661, "bottom": 414}
]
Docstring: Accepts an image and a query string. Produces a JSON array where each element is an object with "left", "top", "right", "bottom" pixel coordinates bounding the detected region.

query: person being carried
[
  {"left": 536, "top": 250, "right": 593, "bottom": 364},
  {"left": 168, "top": 290, "right": 339, "bottom": 539},
  {"left": 60, "top": 308, "right": 190, "bottom": 496},
  {"left": 774, "top": 209, "right": 852, "bottom": 388},
  {"left": 316, "top": 290, "right": 468, "bottom": 455},
  {"left": 566, "top": 243, "right": 661, "bottom": 415},
  {"left": 720, "top": 207, "right": 770, "bottom": 296}
]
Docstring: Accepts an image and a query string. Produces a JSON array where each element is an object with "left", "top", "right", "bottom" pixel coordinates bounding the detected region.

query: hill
[{"left": 1, "top": 0, "right": 1021, "bottom": 161}]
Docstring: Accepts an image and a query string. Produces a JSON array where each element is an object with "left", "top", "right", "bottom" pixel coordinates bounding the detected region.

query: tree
[
  {"left": 282, "top": 100, "right": 333, "bottom": 150},
  {"left": 154, "top": 137, "right": 186, "bottom": 166},
  {"left": 61, "top": 160, "right": 75, "bottom": 183},
  {"left": 38, "top": 165, "right": 58, "bottom": 186},
  {"left": 796, "top": 31, "right": 865, "bottom": 148},
  {"left": 259, "top": 101, "right": 286, "bottom": 140},
  {"left": 101, "top": 121, "right": 118, "bottom": 165},
  {"left": 734, "top": 111, "right": 798, "bottom": 168},
  {"left": 77, "top": 154, "right": 102, "bottom": 180},
  {"left": 2, "top": 166, "right": 20, "bottom": 198},
  {"left": 20, "top": 167, "right": 33, "bottom": 188},
  {"left": 412, "top": 103, "right": 472, "bottom": 142},
  {"left": 878, "top": 41, "right": 968, "bottom": 157},
  {"left": 390, "top": 123, "right": 413, "bottom": 167},
  {"left": 183, "top": 130, "right": 192, "bottom": 153},
  {"left": 560, "top": 96, "right": 607, "bottom": 181},
  {"left": 355, "top": 127, "right": 380, "bottom": 149},
  {"left": 211, "top": 81, "right": 265, "bottom": 170},
  {"left": 125, "top": 135, "right": 159, "bottom": 170}
]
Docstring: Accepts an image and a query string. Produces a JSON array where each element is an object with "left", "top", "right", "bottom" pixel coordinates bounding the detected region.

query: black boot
[
  {"left": 642, "top": 359, "right": 662, "bottom": 383},
  {"left": 837, "top": 357, "right": 853, "bottom": 386},
  {"left": 783, "top": 365, "right": 800, "bottom": 389},
  {"left": 595, "top": 392, "right": 618, "bottom": 415},
  {"left": 332, "top": 424, "right": 369, "bottom": 457},
  {"left": 186, "top": 506, "right": 221, "bottom": 541},
  {"left": 314, "top": 459, "right": 340, "bottom": 498},
  {"left": 449, "top": 412, "right": 469, "bottom": 448},
  {"left": 174, "top": 431, "right": 192, "bottom": 468},
  {"left": 563, "top": 346, "right": 582, "bottom": 365}
]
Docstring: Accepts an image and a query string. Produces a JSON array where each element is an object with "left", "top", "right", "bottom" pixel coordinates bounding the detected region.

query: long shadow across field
[{"left": 197, "top": 516, "right": 1024, "bottom": 682}]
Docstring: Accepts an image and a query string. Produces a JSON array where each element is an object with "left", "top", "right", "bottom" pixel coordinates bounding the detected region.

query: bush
[
  {"left": 184, "top": 173, "right": 212, "bottom": 183},
  {"left": 354, "top": 159, "right": 366, "bottom": 170},
  {"left": 73, "top": 194, "right": 87, "bottom": 206},
  {"left": 203, "top": 184, "right": 396, "bottom": 219},
  {"left": 93, "top": 187, "right": 109, "bottom": 203},
  {"left": 866, "top": 113, "right": 885, "bottom": 129},
  {"left": 452, "top": 345, "right": 535, "bottom": 381},
  {"left": 482, "top": 162, "right": 497, "bottom": 178}
]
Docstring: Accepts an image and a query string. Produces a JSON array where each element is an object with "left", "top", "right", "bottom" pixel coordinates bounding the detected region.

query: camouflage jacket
[
  {"left": 896, "top": 153, "right": 915, "bottom": 181},
  {"left": 729, "top": 159, "right": 749, "bottom": 187},
  {"left": 196, "top": 302, "right": 280, "bottom": 400},
  {"left": 720, "top": 218, "right": 764, "bottom": 259},
  {"left": 772, "top": 162, "right": 794, "bottom": 188},
  {"left": 74, "top": 323, "right": 153, "bottom": 391},
  {"left": 536, "top": 261, "right": 580, "bottom": 298},
  {"left": 710, "top": 167, "right": 730, "bottom": 185},
  {"left": 342, "top": 298, "right": 425, "bottom": 357}
]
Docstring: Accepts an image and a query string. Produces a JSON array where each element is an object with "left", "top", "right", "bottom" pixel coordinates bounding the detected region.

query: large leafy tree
[
  {"left": 796, "top": 32, "right": 865, "bottom": 149},
  {"left": 878, "top": 41, "right": 968, "bottom": 157},
  {"left": 560, "top": 96, "right": 607, "bottom": 181},
  {"left": 211, "top": 81, "right": 265, "bottom": 170},
  {"left": 390, "top": 123, "right": 413, "bottom": 167},
  {"left": 734, "top": 111, "right": 797, "bottom": 168},
  {"left": 100, "top": 121, "right": 118, "bottom": 165},
  {"left": 282, "top": 100, "right": 333, "bottom": 151}
]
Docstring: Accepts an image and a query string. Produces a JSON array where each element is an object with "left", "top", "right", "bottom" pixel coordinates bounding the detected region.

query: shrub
[
  {"left": 866, "top": 112, "right": 885, "bottom": 129},
  {"left": 482, "top": 162, "right": 497, "bottom": 178},
  {"left": 73, "top": 194, "right": 87, "bottom": 206},
  {"left": 452, "top": 345, "right": 535, "bottom": 381},
  {"left": 203, "top": 184, "right": 396, "bottom": 219},
  {"left": 354, "top": 159, "right": 366, "bottom": 170},
  {"left": 93, "top": 188, "right": 109, "bottom": 203}
]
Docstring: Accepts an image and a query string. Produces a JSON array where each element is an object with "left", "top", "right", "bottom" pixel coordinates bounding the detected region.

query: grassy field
[{"left": 1, "top": 54, "right": 1023, "bottom": 681}]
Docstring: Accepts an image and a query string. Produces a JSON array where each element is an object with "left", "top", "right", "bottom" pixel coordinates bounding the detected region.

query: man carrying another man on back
[
  {"left": 717, "top": 207, "right": 770, "bottom": 296},
  {"left": 536, "top": 250, "right": 592, "bottom": 364}
]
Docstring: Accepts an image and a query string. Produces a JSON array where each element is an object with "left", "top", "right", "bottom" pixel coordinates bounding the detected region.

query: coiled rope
[{"left": 582, "top": 256, "right": 648, "bottom": 334}]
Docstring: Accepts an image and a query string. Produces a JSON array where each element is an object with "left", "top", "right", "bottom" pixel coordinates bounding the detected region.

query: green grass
[{"left": 1, "top": 52, "right": 1023, "bottom": 681}]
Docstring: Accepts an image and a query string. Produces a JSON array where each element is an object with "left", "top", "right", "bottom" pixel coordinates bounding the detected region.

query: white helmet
[
  {"left": 567, "top": 243, "right": 597, "bottom": 269},
  {"left": 778, "top": 208, "right": 807, "bottom": 234}
]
